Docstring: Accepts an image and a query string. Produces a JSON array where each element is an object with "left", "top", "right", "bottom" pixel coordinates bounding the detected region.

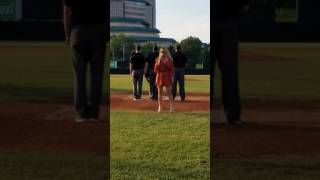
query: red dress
[{"left": 154, "top": 57, "right": 174, "bottom": 86}]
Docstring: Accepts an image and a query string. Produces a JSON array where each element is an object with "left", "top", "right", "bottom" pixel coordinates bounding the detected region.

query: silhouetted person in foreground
[
  {"left": 213, "top": 0, "right": 249, "bottom": 124},
  {"left": 63, "top": 0, "right": 107, "bottom": 122},
  {"left": 172, "top": 44, "right": 188, "bottom": 101},
  {"left": 145, "top": 45, "right": 159, "bottom": 100}
]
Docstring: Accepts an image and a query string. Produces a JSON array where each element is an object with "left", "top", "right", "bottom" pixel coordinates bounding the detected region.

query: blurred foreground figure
[
  {"left": 212, "top": 0, "right": 249, "bottom": 124},
  {"left": 63, "top": 0, "right": 107, "bottom": 122}
]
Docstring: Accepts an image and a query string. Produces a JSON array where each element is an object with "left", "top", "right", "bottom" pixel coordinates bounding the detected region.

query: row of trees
[{"left": 110, "top": 33, "right": 210, "bottom": 70}]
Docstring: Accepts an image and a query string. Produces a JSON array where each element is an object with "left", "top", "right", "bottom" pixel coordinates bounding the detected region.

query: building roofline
[
  {"left": 134, "top": 36, "right": 177, "bottom": 43},
  {"left": 126, "top": 0, "right": 146, "bottom": 4},
  {"left": 111, "top": 26, "right": 160, "bottom": 33},
  {"left": 110, "top": 17, "right": 150, "bottom": 26}
]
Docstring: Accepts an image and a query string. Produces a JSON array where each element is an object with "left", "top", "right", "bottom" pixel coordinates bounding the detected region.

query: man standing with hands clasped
[
  {"left": 130, "top": 45, "right": 146, "bottom": 100},
  {"left": 172, "top": 44, "right": 188, "bottom": 101},
  {"left": 63, "top": 0, "right": 107, "bottom": 122}
]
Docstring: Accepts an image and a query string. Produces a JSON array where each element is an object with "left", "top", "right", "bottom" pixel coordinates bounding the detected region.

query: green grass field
[
  {"left": 215, "top": 43, "right": 320, "bottom": 100},
  {"left": 111, "top": 74, "right": 209, "bottom": 93},
  {"left": 111, "top": 112, "right": 210, "bottom": 179},
  {"left": 110, "top": 69, "right": 210, "bottom": 178}
]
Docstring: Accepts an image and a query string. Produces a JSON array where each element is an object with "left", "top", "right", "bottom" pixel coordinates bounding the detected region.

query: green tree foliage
[
  {"left": 110, "top": 33, "right": 135, "bottom": 61},
  {"left": 140, "top": 42, "right": 155, "bottom": 56},
  {"left": 180, "top": 37, "right": 203, "bottom": 68},
  {"left": 200, "top": 43, "right": 210, "bottom": 70}
]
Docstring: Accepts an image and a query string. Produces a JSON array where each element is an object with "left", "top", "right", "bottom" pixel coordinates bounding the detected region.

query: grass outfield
[
  {"left": 111, "top": 75, "right": 209, "bottom": 93},
  {"left": 215, "top": 43, "right": 320, "bottom": 100},
  {"left": 0, "top": 152, "right": 106, "bottom": 180},
  {"left": 214, "top": 159, "right": 320, "bottom": 180},
  {"left": 111, "top": 112, "right": 210, "bottom": 179},
  {"left": 0, "top": 42, "right": 320, "bottom": 99}
]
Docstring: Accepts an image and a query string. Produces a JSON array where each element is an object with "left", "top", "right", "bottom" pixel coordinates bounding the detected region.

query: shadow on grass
[
  {"left": 0, "top": 152, "right": 107, "bottom": 180},
  {"left": 214, "top": 159, "right": 320, "bottom": 180}
]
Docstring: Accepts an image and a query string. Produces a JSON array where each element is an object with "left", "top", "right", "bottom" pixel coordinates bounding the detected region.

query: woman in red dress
[{"left": 154, "top": 48, "right": 175, "bottom": 112}]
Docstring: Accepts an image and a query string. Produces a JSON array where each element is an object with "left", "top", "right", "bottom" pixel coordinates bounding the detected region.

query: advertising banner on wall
[{"left": 0, "top": 0, "right": 22, "bottom": 21}]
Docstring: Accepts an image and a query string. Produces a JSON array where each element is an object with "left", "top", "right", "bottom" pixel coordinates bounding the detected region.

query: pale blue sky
[{"left": 156, "top": 0, "right": 210, "bottom": 43}]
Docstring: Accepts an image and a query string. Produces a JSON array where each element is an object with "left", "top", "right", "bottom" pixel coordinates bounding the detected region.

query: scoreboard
[{"left": 0, "top": 0, "right": 22, "bottom": 21}]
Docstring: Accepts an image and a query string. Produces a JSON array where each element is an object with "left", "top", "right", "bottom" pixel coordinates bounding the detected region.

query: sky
[{"left": 156, "top": 0, "right": 210, "bottom": 43}]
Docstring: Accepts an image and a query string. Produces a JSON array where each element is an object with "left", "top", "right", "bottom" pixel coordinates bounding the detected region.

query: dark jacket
[
  {"left": 172, "top": 51, "right": 188, "bottom": 68},
  {"left": 146, "top": 51, "right": 159, "bottom": 70},
  {"left": 130, "top": 52, "right": 145, "bottom": 70}
]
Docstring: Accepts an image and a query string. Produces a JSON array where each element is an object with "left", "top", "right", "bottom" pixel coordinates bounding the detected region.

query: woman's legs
[
  {"left": 166, "top": 85, "right": 175, "bottom": 112},
  {"left": 157, "top": 85, "right": 163, "bottom": 112}
]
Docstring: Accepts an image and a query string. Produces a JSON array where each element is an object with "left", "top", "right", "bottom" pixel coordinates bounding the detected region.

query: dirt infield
[
  {"left": 1, "top": 95, "right": 320, "bottom": 160},
  {"left": 212, "top": 99, "right": 320, "bottom": 159},
  {"left": 0, "top": 101, "right": 108, "bottom": 155},
  {"left": 111, "top": 92, "right": 210, "bottom": 112}
]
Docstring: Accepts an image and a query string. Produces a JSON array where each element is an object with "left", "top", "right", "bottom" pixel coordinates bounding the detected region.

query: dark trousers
[
  {"left": 148, "top": 69, "right": 158, "bottom": 99},
  {"left": 172, "top": 67, "right": 186, "bottom": 101},
  {"left": 213, "top": 19, "right": 241, "bottom": 122},
  {"left": 70, "top": 24, "right": 106, "bottom": 118},
  {"left": 132, "top": 69, "right": 144, "bottom": 98}
]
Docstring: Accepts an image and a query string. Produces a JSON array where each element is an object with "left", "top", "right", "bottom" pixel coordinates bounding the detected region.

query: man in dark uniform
[
  {"left": 63, "top": 0, "right": 107, "bottom": 122},
  {"left": 129, "top": 45, "right": 146, "bottom": 100},
  {"left": 212, "top": 0, "right": 249, "bottom": 124},
  {"left": 172, "top": 44, "right": 188, "bottom": 101},
  {"left": 145, "top": 45, "right": 159, "bottom": 100}
]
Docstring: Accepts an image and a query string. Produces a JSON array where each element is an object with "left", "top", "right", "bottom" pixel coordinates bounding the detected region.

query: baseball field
[
  {"left": 0, "top": 42, "right": 108, "bottom": 180},
  {"left": 213, "top": 43, "right": 320, "bottom": 180},
  {"left": 110, "top": 74, "right": 210, "bottom": 179},
  {"left": 1, "top": 42, "right": 320, "bottom": 179}
]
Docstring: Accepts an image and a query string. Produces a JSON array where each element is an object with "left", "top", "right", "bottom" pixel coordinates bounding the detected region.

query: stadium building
[{"left": 110, "top": 0, "right": 176, "bottom": 47}]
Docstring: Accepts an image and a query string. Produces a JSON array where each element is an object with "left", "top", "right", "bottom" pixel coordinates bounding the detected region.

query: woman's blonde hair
[{"left": 158, "top": 47, "right": 173, "bottom": 61}]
